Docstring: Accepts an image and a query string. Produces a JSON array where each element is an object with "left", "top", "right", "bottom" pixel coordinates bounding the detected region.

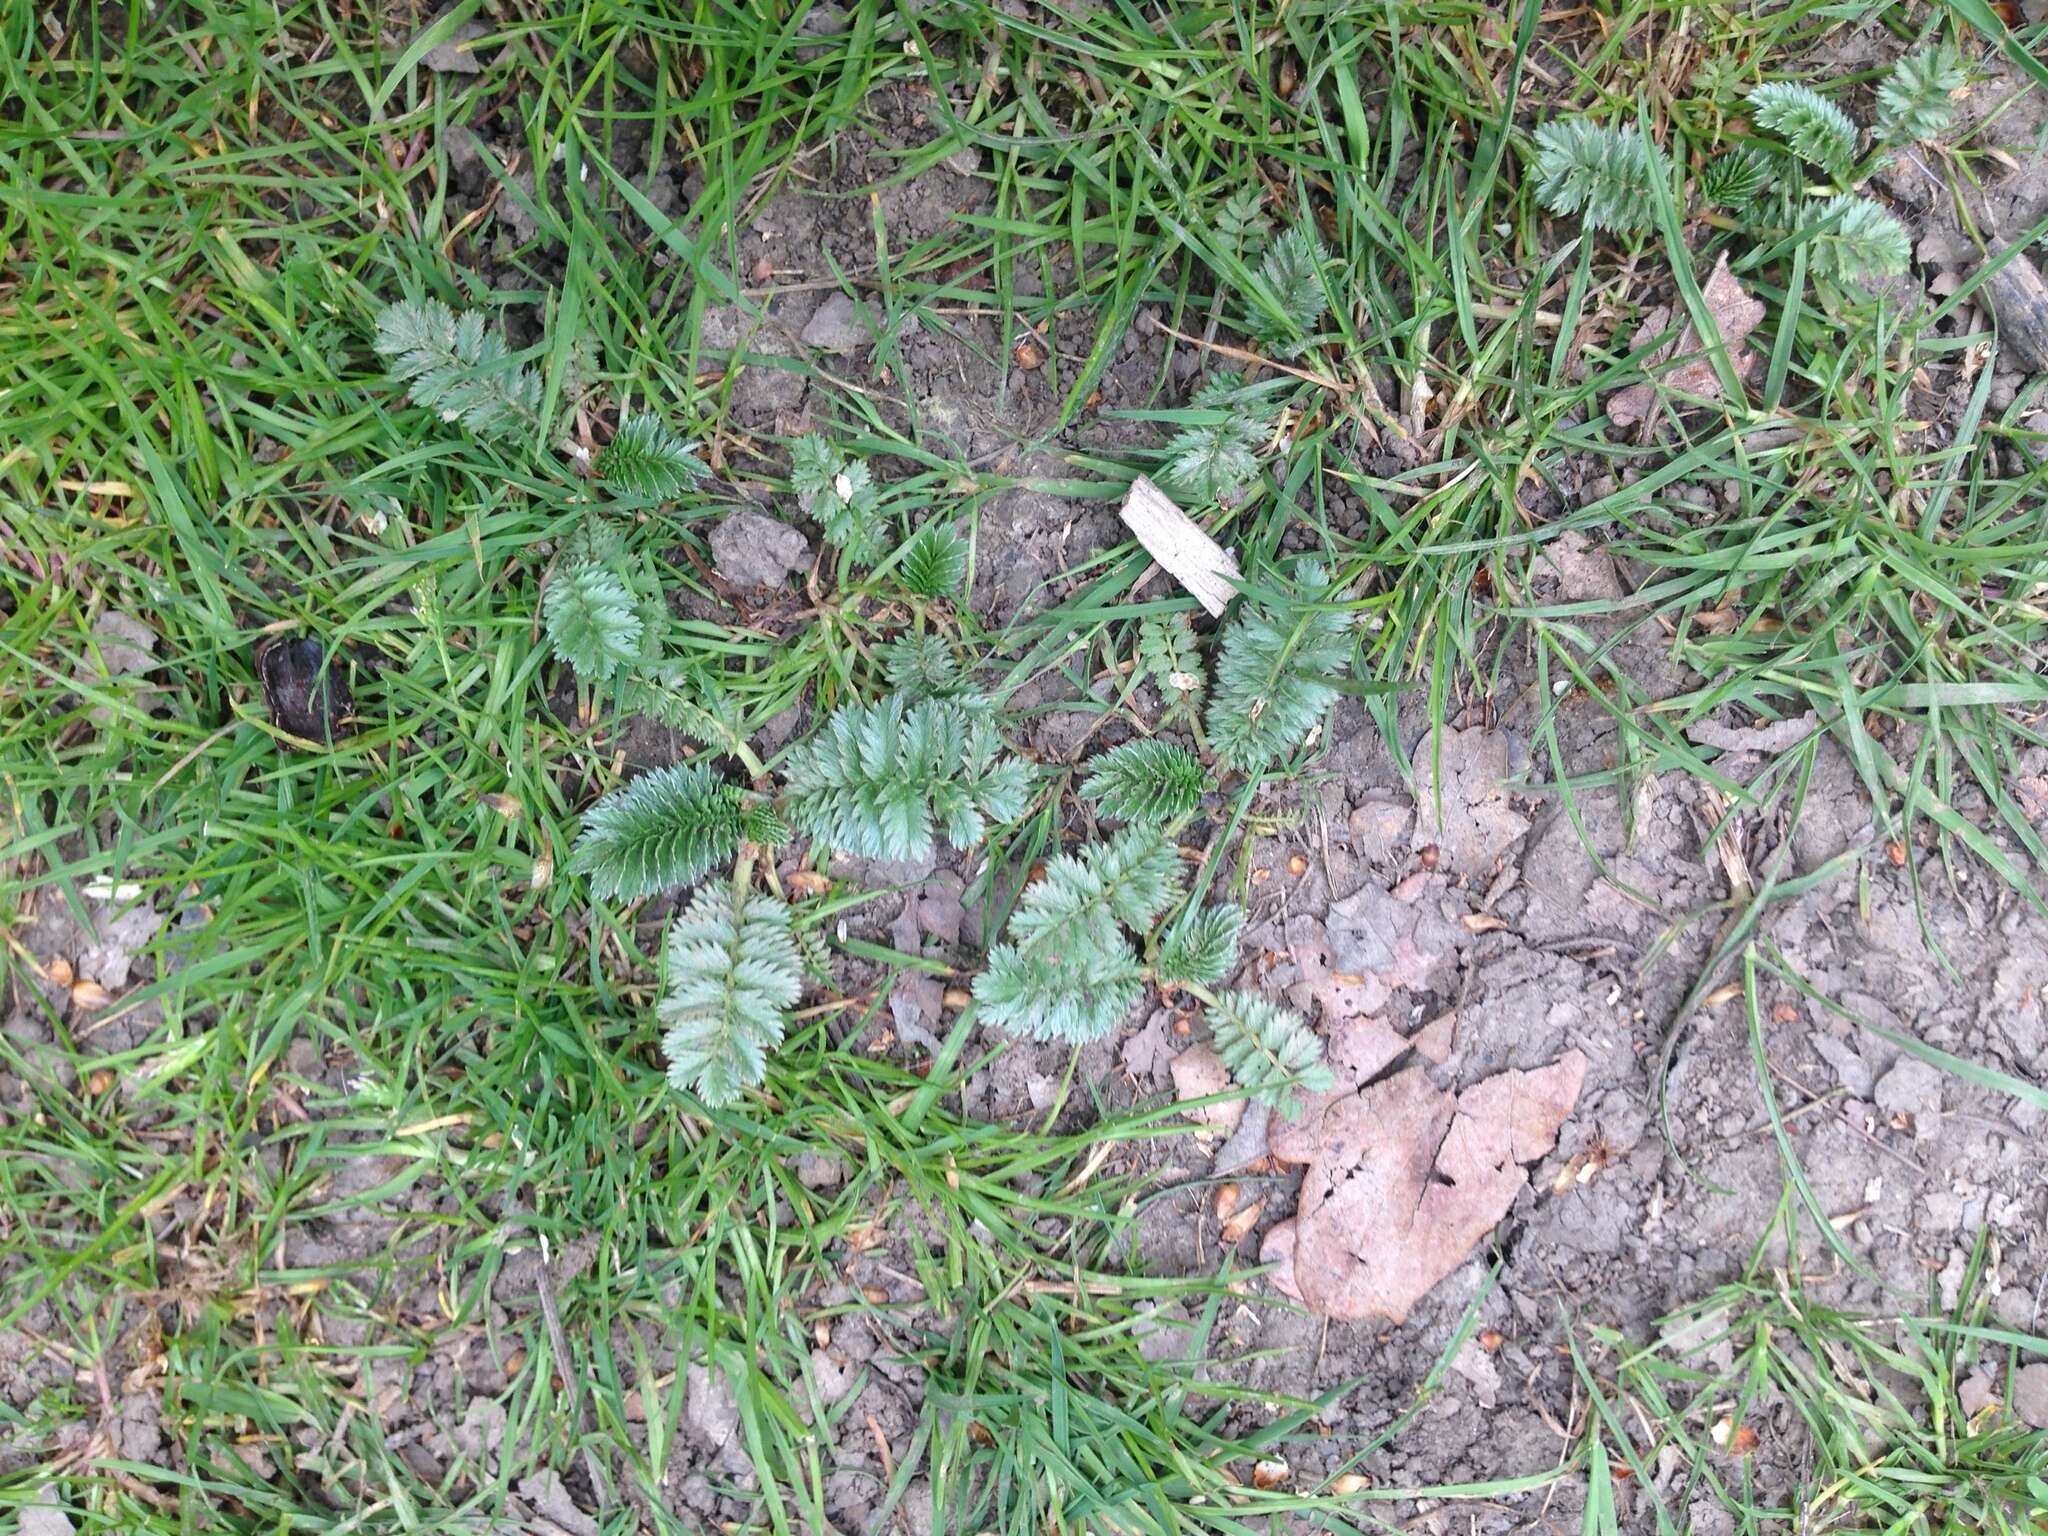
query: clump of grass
[{"left": 1575, "top": 1210, "right": 2048, "bottom": 1534}]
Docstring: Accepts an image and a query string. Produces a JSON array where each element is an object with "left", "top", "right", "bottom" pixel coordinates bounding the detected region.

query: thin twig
[{"left": 1142, "top": 314, "right": 1353, "bottom": 392}]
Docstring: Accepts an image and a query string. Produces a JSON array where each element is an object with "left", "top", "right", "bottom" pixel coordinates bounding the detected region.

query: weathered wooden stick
[{"left": 1119, "top": 475, "right": 1242, "bottom": 618}]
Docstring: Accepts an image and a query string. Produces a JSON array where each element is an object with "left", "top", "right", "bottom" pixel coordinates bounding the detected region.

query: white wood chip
[{"left": 1119, "top": 476, "right": 1241, "bottom": 617}]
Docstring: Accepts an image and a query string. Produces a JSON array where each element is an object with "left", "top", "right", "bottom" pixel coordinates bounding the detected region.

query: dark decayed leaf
[{"left": 256, "top": 635, "right": 354, "bottom": 746}]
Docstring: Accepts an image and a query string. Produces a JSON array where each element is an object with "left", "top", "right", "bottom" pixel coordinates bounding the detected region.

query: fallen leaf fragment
[
  {"left": 1260, "top": 1219, "right": 1302, "bottom": 1301},
  {"left": 1266, "top": 1014, "right": 1408, "bottom": 1164},
  {"left": 1606, "top": 253, "right": 1764, "bottom": 428},
  {"left": 1170, "top": 1043, "right": 1243, "bottom": 1135},
  {"left": 1411, "top": 1010, "right": 1457, "bottom": 1065},
  {"left": 1407, "top": 728, "right": 1532, "bottom": 874},
  {"left": 1264, "top": 1053, "right": 1587, "bottom": 1322}
]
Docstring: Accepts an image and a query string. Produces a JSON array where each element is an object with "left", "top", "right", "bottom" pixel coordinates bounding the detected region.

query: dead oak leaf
[
  {"left": 1263, "top": 1053, "right": 1586, "bottom": 1323},
  {"left": 1282, "top": 885, "right": 1457, "bottom": 1025},
  {"left": 1267, "top": 1013, "right": 1408, "bottom": 1164},
  {"left": 1606, "top": 254, "right": 1764, "bottom": 429},
  {"left": 1170, "top": 1042, "right": 1242, "bottom": 1135}
]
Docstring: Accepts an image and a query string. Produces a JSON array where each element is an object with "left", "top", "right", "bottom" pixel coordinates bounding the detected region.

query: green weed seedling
[
  {"left": 1533, "top": 45, "right": 1968, "bottom": 283},
  {"left": 375, "top": 296, "right": 1344, "bottom": 1112}
]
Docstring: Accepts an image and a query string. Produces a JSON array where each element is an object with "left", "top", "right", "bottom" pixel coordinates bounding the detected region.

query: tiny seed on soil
[
  {"left": 1219, "top": 1196, "right": 1264, "bottom": 1246},
  {"left": 1417, "top": 844, "right": 1441, "bottom": 868},
  {"left": 1330, "top": 1473, "right": 1370, "bottom": 1494},
  {"left": 69, "top": 979, "right": 112, "bottom": 1011},
  {"left": 1478, "top": 1329, "right": 1504, "bottom": 1353},
  {"left": 1287, "top": 853, "right": 1308, "bottom": 876},
  {"left": 86, "top": 1068, "right": 116, "bottom": 1096},
  {"left": 1887, "top": 840, "right": 1907, "bottom": 866},
  {"left": 46, "top": 956, "right": 74, "bottom": 987}
]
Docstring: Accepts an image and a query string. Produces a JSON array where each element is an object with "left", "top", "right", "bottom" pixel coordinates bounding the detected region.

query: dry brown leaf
[
  {"left": 1606, "top": 254, "right": 1765, "bottom": 428},
  {"left": 1283, "top": 885, "right": 1455, "bottom": 1027},
  {"left": 1260, "top": 1218, "right": 1302, "bottom": 1300},
  {"left": 1263, "top": 1053, "right": 1587, "bottom": 1322},
  {"left": 1267, "top": 1014, "right": 1408, "bottom": 1163},
  {"left": 1170, "top": 1044, "right": 1242, "bottom": 1134},
  {"left": 1408, "top": 728, "right": 1532, "bottom": 875},
  {"left": 1411, "top": 1010, "right": 1457, "bottom": 1065}
]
